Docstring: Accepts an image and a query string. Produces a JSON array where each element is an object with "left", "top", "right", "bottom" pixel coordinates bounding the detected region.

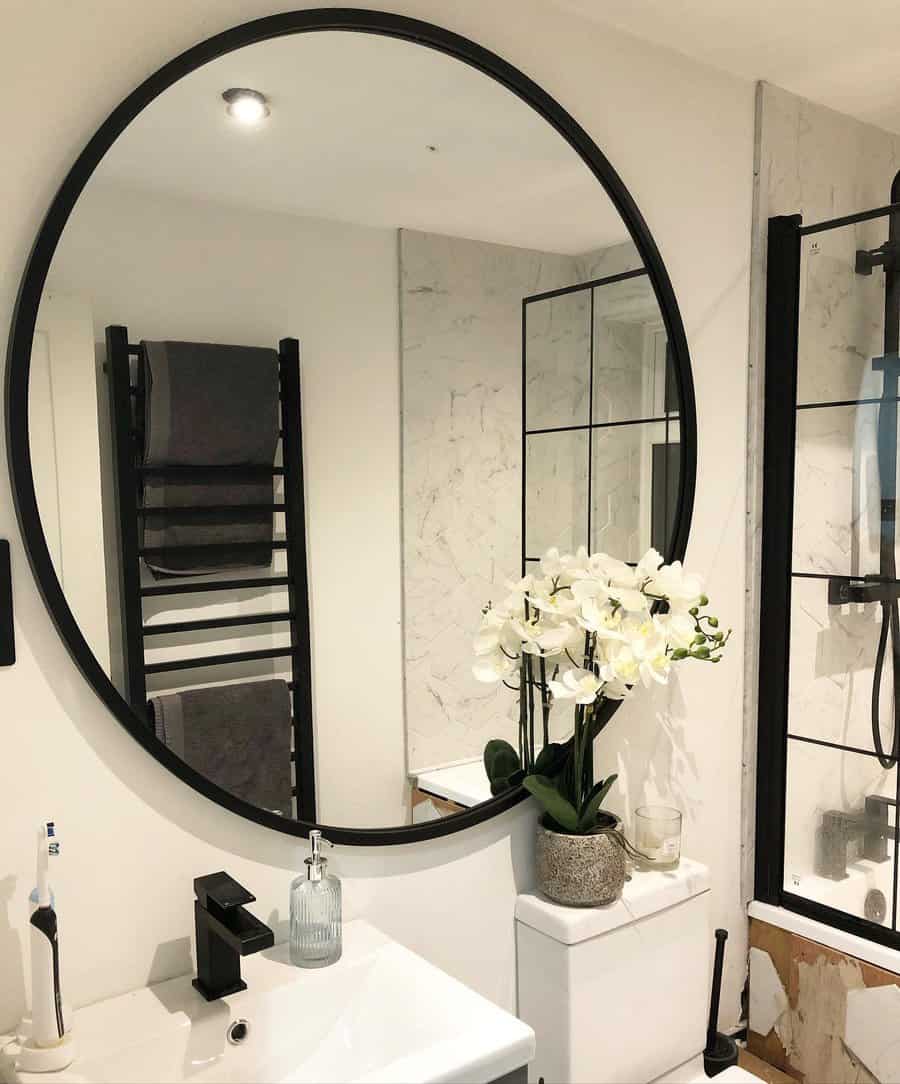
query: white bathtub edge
[{"left": 749, "top": 901, "right": 900, "bottom": 976}]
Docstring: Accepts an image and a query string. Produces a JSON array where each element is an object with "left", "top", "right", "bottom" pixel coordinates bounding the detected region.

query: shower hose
[{"left": 871, "top": 179, "right": 900, "bottom": 769}]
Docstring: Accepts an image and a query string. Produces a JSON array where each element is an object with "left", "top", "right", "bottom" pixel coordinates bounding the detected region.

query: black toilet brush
[{"left": 703, "top": 928, "right": 739, "bottom": 1077}]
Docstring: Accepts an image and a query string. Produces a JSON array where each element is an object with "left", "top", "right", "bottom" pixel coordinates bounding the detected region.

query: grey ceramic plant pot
[{"left": 535, "top": 814, "right": 626, "bottom": 907}]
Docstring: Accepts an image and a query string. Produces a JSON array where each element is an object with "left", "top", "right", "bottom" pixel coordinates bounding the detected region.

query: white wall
[
  {"left": 0, "top": 0, "right": 754, "bottom": 1035},
  {"left": 46, "top": 180, "right": 408, "bottom": 830}
]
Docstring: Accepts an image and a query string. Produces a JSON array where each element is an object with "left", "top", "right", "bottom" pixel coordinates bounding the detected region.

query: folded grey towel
[
  {"left": 140, "top": 340, "right": 280, "bottom": 576},
  {"left": 150, "top": 680, "right": 293, "bottom": 816},
  {"left": 142, "top": 341, "right": 280, "bottom": 467},
  {"left": 141, "top": 476, "right": 273, "bottom": 577}
]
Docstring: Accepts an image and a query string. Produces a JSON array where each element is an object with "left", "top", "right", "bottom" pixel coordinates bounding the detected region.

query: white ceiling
[
  {"left": 93, "top": 31, "right": 627, "bottom": 256},
  {"left": 550, "top": 0, "right": 900, "bottom": 134}
]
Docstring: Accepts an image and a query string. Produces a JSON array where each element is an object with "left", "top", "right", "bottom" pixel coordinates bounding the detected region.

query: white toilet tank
[{"left": 516, "top": 858, "right": 712, "bottom": 1084}]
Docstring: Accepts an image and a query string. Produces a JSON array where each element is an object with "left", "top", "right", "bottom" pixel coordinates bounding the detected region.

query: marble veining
[
  {"left": 400, "top": 230, "right": 653, "bottom": 773},
  {"left": 400, "top": 229, "right": 580, "bottom": 772}
]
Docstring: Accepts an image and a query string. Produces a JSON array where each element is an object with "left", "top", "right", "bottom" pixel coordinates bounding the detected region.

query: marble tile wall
[
  {"left": 745, "top": 83, "right": 900, "bottom": 898},
  {"left": 400, "top": 229, "right": 657, "bottom": 774},
  {"left": 399, "top": 229, "right": 581, "bottom": 773}
]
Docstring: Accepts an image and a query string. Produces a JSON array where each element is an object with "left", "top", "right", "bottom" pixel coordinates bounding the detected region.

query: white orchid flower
[
  {"left": 472, "top": 650, "right": 518, "bottom": 684},
  {"left": 600, "top": 644, "right": 641, "bottom": 687},
  {"left": 636, "top": 547, "right": 665, "bottom": 579},
  {"left": 656, "top": 612, "right": 695, "bottom": 650},
  {"left": 622, "top": 615, "right": 664, "bottom": 650},
  {"left": 539, "top": 545, "right": 591, "bottom": 582},
  {"left": 589, "top": 552, "right": 639, "bottom": 588},
  {"left": 473, "top": 622, "right": 521, "bottom": 658},
  {"left": 570, "top": 577, "right": 609, "bottom": 603},
  {"left": 548, "top": 667, "right": 603, "bottom": 704},
  {"left": 608, "top": 586, "right": 650, "bottom": 613},
  {"left": 602, "top": 676, "right": 631, "bottom": 700},
  {"left": 527, "top": 589, "right": 581, "bottom": 619},
  {"left": 540, "top": 547, "right": 565, "bottom": 578},
  {"left": 639, "top": 650, "right": 672, "bottom": 686},
  {"left": 513, "top": 616, "right": 560, "bottom": 657},
  {"left": 505, "top": 574, "right": 535, "bottom": 597},
  {"left": 578, "top": 597, "right": 626, "bottom": 640},
  {"left": 645, "top": 560, "right": 705, "bottom": 612},
  {"left": 532, "top": 621, "right": 581, "bottom": 657}
]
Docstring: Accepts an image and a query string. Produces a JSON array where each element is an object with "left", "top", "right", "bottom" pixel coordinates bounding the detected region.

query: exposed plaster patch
[
  {"left": 749, "top": 947, "right": 788, "bottom": 1037},
  {"left": 794, "top": 954, "right": 867, "bottom": 1084},
  {"left": 846, "top": 984, "right": 900, "bottom": 1084}
]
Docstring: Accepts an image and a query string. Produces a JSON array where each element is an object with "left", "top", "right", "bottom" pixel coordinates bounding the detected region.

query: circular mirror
[{"left": 6, "top": 11, "right": 695, "bottom": 843}]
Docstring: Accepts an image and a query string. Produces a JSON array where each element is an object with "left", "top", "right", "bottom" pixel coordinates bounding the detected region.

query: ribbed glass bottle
[{"left": 289, "top": 865, "right": 342, "bottom": 968}]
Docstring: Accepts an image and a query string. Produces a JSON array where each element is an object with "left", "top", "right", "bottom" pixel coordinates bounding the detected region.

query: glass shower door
[{"left": 765, "top": 197, "right": 900, "bottom": 941}]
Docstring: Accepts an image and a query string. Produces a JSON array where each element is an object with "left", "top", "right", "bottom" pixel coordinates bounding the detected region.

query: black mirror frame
[{"left": 5, "top": 8, "right": 696, "bottom": 845}]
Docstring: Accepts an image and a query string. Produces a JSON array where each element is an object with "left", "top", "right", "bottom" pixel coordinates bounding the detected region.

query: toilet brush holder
[{"left": 703, "top": 928, "right": 738, "bottom": 1078}]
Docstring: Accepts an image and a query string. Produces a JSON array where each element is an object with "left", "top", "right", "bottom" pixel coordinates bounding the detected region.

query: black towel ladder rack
[{"left": 105, "top": 325, "right": 316, "bottom": 821}]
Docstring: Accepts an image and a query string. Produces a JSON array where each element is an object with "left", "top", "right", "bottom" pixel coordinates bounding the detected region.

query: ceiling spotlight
[{"left": 222, "top": 88, "right": 270, "bottom": 125}]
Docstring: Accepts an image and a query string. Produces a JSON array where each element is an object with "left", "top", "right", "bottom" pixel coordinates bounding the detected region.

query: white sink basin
[{"left": 1, "top": 921, "right": 533, "bottom": 1083}]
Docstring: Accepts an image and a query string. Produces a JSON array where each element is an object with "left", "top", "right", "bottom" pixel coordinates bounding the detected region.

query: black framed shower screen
[{"left": 756, "top": 204, "right": 900, "bottom": 950}]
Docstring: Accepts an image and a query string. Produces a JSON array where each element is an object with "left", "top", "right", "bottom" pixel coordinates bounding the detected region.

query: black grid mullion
[
  {"left": 525, "top": 413, "right": 679, "bottom": 437},
  {"left": 788, "top": 731, "right": 898, "bottom": 761},
  {"left": 797, "top": 395, "right": 900, "bottom": 411}
]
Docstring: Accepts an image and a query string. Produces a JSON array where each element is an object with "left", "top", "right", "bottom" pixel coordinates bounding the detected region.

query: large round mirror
[{"left": 7, "top": 11, "right": 695, "bottom": 843}]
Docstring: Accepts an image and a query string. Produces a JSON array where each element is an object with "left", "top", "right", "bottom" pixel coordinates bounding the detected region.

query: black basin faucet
[{"left": 192, "top": 872, "right": 274, "bottom": 1001}]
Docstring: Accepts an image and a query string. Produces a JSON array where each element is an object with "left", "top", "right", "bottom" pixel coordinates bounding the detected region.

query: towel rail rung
[
  {"left": 139, "top": 539, "right": 287, "bottom": 559},
  {"left": 144, "top": 646, "right": 292, "bottom": 674},
  {"left": 137, "top": 464, "right": 284, "bottom": 478},
  {"left": 142, "top": 610, "right": 294, "bottom": 637},
  {"left": 137, "top": 503, "right": 286, "bottom": 517},
  {"left": 141, "top": 575, "right": 291, "bottom": 597}
]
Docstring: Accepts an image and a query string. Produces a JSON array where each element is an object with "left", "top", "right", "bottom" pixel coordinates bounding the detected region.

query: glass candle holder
[{"left": 634, "top": 805, "right": 682, "bottom": 870}]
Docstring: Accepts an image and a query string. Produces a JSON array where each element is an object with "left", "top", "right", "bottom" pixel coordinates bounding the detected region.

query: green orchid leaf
[
  {"left": 533, "top": 742, "right": 568, "bottom": 778},
  {"left": 484, "top": 739, "right": 521, "bottom": 786},
  {"left": 577, "top": 773, "right": 618, "bottom": 832},
  {"left": 523, "top": 774, "right": 579, "bottom": 832}
]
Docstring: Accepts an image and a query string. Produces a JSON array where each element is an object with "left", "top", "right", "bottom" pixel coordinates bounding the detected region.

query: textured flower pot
[{"left": 535, "top": 814, "right": 626, "bottom": 906}]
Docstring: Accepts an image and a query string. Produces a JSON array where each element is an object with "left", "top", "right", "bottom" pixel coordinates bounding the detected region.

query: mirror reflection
[{"left": 31, "top": 31, "right": 682, "bottom": 829}]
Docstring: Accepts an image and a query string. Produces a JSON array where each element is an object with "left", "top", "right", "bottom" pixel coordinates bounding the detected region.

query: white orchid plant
[{"left": 474, "top": 545, "right": 729, "bottom": 834}]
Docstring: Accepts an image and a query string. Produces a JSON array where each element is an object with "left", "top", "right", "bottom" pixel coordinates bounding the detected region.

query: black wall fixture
[
  {"left": 4, "top": 8, "right": 696, "bottom": 845},
  {"left": 0, "top": 541, "right": 15, "bottom": 666}
]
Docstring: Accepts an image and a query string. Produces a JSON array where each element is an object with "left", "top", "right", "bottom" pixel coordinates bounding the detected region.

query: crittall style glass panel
[
  {"left": 523, "top": 270, "right": 681, "bottom": 568},
  {"left": 783, "top": 211, "right": 900, "bottom": 935}
]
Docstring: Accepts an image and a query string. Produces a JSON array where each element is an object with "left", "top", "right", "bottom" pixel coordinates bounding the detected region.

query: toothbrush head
[{"left": 44, "top": 822, "right": 60, "bottom": 856}]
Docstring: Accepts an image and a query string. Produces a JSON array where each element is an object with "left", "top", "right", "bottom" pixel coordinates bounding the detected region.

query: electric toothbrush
[
  {"left": 30, "top": 821, "right": 66, "bottom": 1048},
  {"left": 6, "top": 821, "right": 77, "bottom": 1074}
]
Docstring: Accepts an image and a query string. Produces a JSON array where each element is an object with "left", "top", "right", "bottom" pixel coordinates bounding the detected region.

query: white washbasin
[{"left": 1, "top": 921, "right": 534, "bottom": 1083}]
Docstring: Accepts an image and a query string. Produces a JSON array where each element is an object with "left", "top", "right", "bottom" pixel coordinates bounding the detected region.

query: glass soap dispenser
[{"left": 290, "top": 829, "right": 342, "bottom": 968}]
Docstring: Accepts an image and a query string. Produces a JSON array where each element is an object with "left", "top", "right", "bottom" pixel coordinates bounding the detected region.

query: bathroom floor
[{"left": 738, "top": 1050, "right": 797, "bottom": 1084}]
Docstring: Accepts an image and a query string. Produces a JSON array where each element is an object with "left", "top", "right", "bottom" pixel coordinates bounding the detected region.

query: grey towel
[
  {"left": 142, "top": 477, "right": 273, "bottom": 576},
  {"left": 142, "top": 341, "right": 279, "bottom": 466},
  {"left": 140, "top": 340, "right": 280, "bottom": 577},
  {"left": 151, "top": 679, "right": 292, "bottom": 816}
]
